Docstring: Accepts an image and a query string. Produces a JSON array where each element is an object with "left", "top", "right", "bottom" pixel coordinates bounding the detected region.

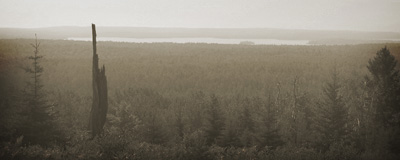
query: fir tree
[
  {"left": 20, "top": 35, "right": 63, "bottom": 146},
  {"left": 143, "top": 112, "right": 166, "bottom": 145},
  {"left": 316, "top": 66, "right": 347, "bottom": 151},
  {"left": 365, "top": 47, "right": 400, "bottom": 153},
  {"left": 221, "top": 120, "right": 241, "bottom": 147},
  {"left": 205, "top": 94, "right": 225, "bottom": 145},
  {"left": 259, "top": 96, "right": 284, "bottom": 149},
  {"left": 239, "top": 98, "right": 255, "bottom": 132},
  {"left": 288, "top": 77, "right": 313, "bottom": 145},
  {"left": 366, "top": 47, "right": 400, "bottom": 126},
  {"left": 175, "top": 108, "right": 185, "bottom": 139},
  {"left": 237, "top": 98, "right": 256, "bottom": 147}
]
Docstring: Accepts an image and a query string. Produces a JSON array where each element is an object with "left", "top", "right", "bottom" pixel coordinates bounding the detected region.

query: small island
[{"left": 239, "top": 41, "right": 255, "bottom": 45}]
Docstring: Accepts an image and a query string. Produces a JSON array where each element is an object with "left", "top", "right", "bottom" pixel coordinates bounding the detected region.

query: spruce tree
[
  {"left": 20, "top": 35, "right": 63, "bottom": 146},
  {"left": 221, "top": 120, "right": 241, "bottom": 147},
  {"left": 237, "top": 98, "right": 256, "bottom": 147},
  {"left": 175, "top": 108, "right": 185, "bottom": 139},
  {"left": 239, "top": 98, "right": 255, "bottom": 132},
  {"left": 316, "top": 67, "right": 347, "bottom": 151},
  {"left": 143, "top": 112, "right": 166, "bottom": 144},
  {"left": 288, "top": 77, "right": 312, "bottom": 145},
  {"left": 366, "top": 47, "right": 400, "bottom": 126},
  {"left": 205, "top": 94, "right": 225, "bottom": 145},
  {"left": 259, "top": 96, "right": 284, "bottom": 149},
  {"left": 365, "top": 47, "right": 400, "bottom": 153}
]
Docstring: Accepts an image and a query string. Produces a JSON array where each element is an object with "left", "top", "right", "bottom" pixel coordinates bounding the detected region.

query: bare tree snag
[{"left": 89, "top": 24, "right": 108, "bottom": 137}]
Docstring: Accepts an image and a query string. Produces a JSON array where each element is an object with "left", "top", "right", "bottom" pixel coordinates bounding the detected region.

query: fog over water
[{"left": 66, "top": 37, "right": 311, "bottom": 45}]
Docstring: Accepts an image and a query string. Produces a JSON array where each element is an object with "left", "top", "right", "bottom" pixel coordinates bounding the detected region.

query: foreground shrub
[{"left": 2, "top": 135, "right": 400, "bottom": 160}]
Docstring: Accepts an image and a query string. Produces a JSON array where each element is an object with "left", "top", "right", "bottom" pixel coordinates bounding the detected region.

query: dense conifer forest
[{"left": 1, "top": 39, "right": 400, "bottom": 159}]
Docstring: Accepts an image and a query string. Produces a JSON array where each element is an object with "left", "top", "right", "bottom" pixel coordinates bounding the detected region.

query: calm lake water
[{"left": 66, "top": 37, "right": 310, "bottom": 45}]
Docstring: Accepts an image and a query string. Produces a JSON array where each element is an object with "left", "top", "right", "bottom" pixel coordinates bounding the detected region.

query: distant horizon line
[{"left": 1, "top": 25, "right": 399, "bottom": 34}]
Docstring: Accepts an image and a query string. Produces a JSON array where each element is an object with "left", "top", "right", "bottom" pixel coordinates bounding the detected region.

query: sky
[{"left": 0, "top": 0, "right": 399, "bottom": 32}]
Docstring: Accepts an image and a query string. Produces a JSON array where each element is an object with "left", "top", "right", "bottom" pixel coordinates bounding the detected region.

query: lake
[{"left": 66, "top": 37, "right": 310, "bottom": 45}]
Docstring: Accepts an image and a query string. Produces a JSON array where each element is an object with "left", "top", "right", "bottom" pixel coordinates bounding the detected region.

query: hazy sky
[{"left": 1, "top": 0, "right": 399, "bottom": 32}]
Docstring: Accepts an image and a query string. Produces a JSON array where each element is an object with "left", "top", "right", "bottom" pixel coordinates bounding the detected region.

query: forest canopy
[{"left": 0, "top": 39, "right": 400, "bottom": 159}]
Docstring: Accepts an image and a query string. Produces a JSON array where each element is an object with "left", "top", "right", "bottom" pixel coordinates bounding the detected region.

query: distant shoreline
[
  {"left": 65, "top": 37, "right": 311, "bottom": 45},
  {"left": 65, "top": 37, "right": 400, "bottom": 45},
  {"left": 1, "top": 27, "right": 400, "bottom": 43}
]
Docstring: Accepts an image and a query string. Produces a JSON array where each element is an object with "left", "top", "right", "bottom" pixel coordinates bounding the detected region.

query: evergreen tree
[
  {"left": 205, "top": 94, "right": 225, "bottom": 145},
  {"left": 175, "top": 108, "right": 185, "bottom": 139},
  {"left": 108, "top": 101, "right": 141, "bottom": 134},
  {"left": 316, "top": 67, "right": 347, "bottom": 151},
  {"left": 143, "top": 112, "right": 167, "bottom": 144},
  {"left": 187, "top": 91, "right": 206, "bottom": 133},
  {"left": 287, "top": 77, "right": 313, "bottom": 145},
  {"left": 365, "top": 47, "right": 400, "bottom": 153},
  {"left": 20, "top": 35, "right": 63, "bottom": 146},
  {"left": 237, "top": 98, "right": 256, "bottom": 147},
  {"left": 366, "top": 47, "right": 400, "bottom": 126},
  {"left": 141, "top": 109, "right": 169, "bottom": 144},
  {"left": 239, "top": 98, "right": 255, "bottom": 132},
  {"left": 221, "top": 120, "right": 241, "bottom": 147},
  {"left": 258, "top": 96, "right": 284, "bottom": 149}
]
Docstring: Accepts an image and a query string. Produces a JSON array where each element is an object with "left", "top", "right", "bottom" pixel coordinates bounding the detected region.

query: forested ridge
[{"left": 1, "top": 39, "right": 400, "bottom": 159}]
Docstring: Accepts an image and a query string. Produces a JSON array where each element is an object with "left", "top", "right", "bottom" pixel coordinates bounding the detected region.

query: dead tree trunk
[{"left": 89, "top": 24, "right": 108, "bottom": 138}]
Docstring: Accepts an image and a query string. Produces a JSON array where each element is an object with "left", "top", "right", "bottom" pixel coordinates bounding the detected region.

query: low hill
[{"left": 1, "top": 27, "right": 400, "bottom": 43}]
